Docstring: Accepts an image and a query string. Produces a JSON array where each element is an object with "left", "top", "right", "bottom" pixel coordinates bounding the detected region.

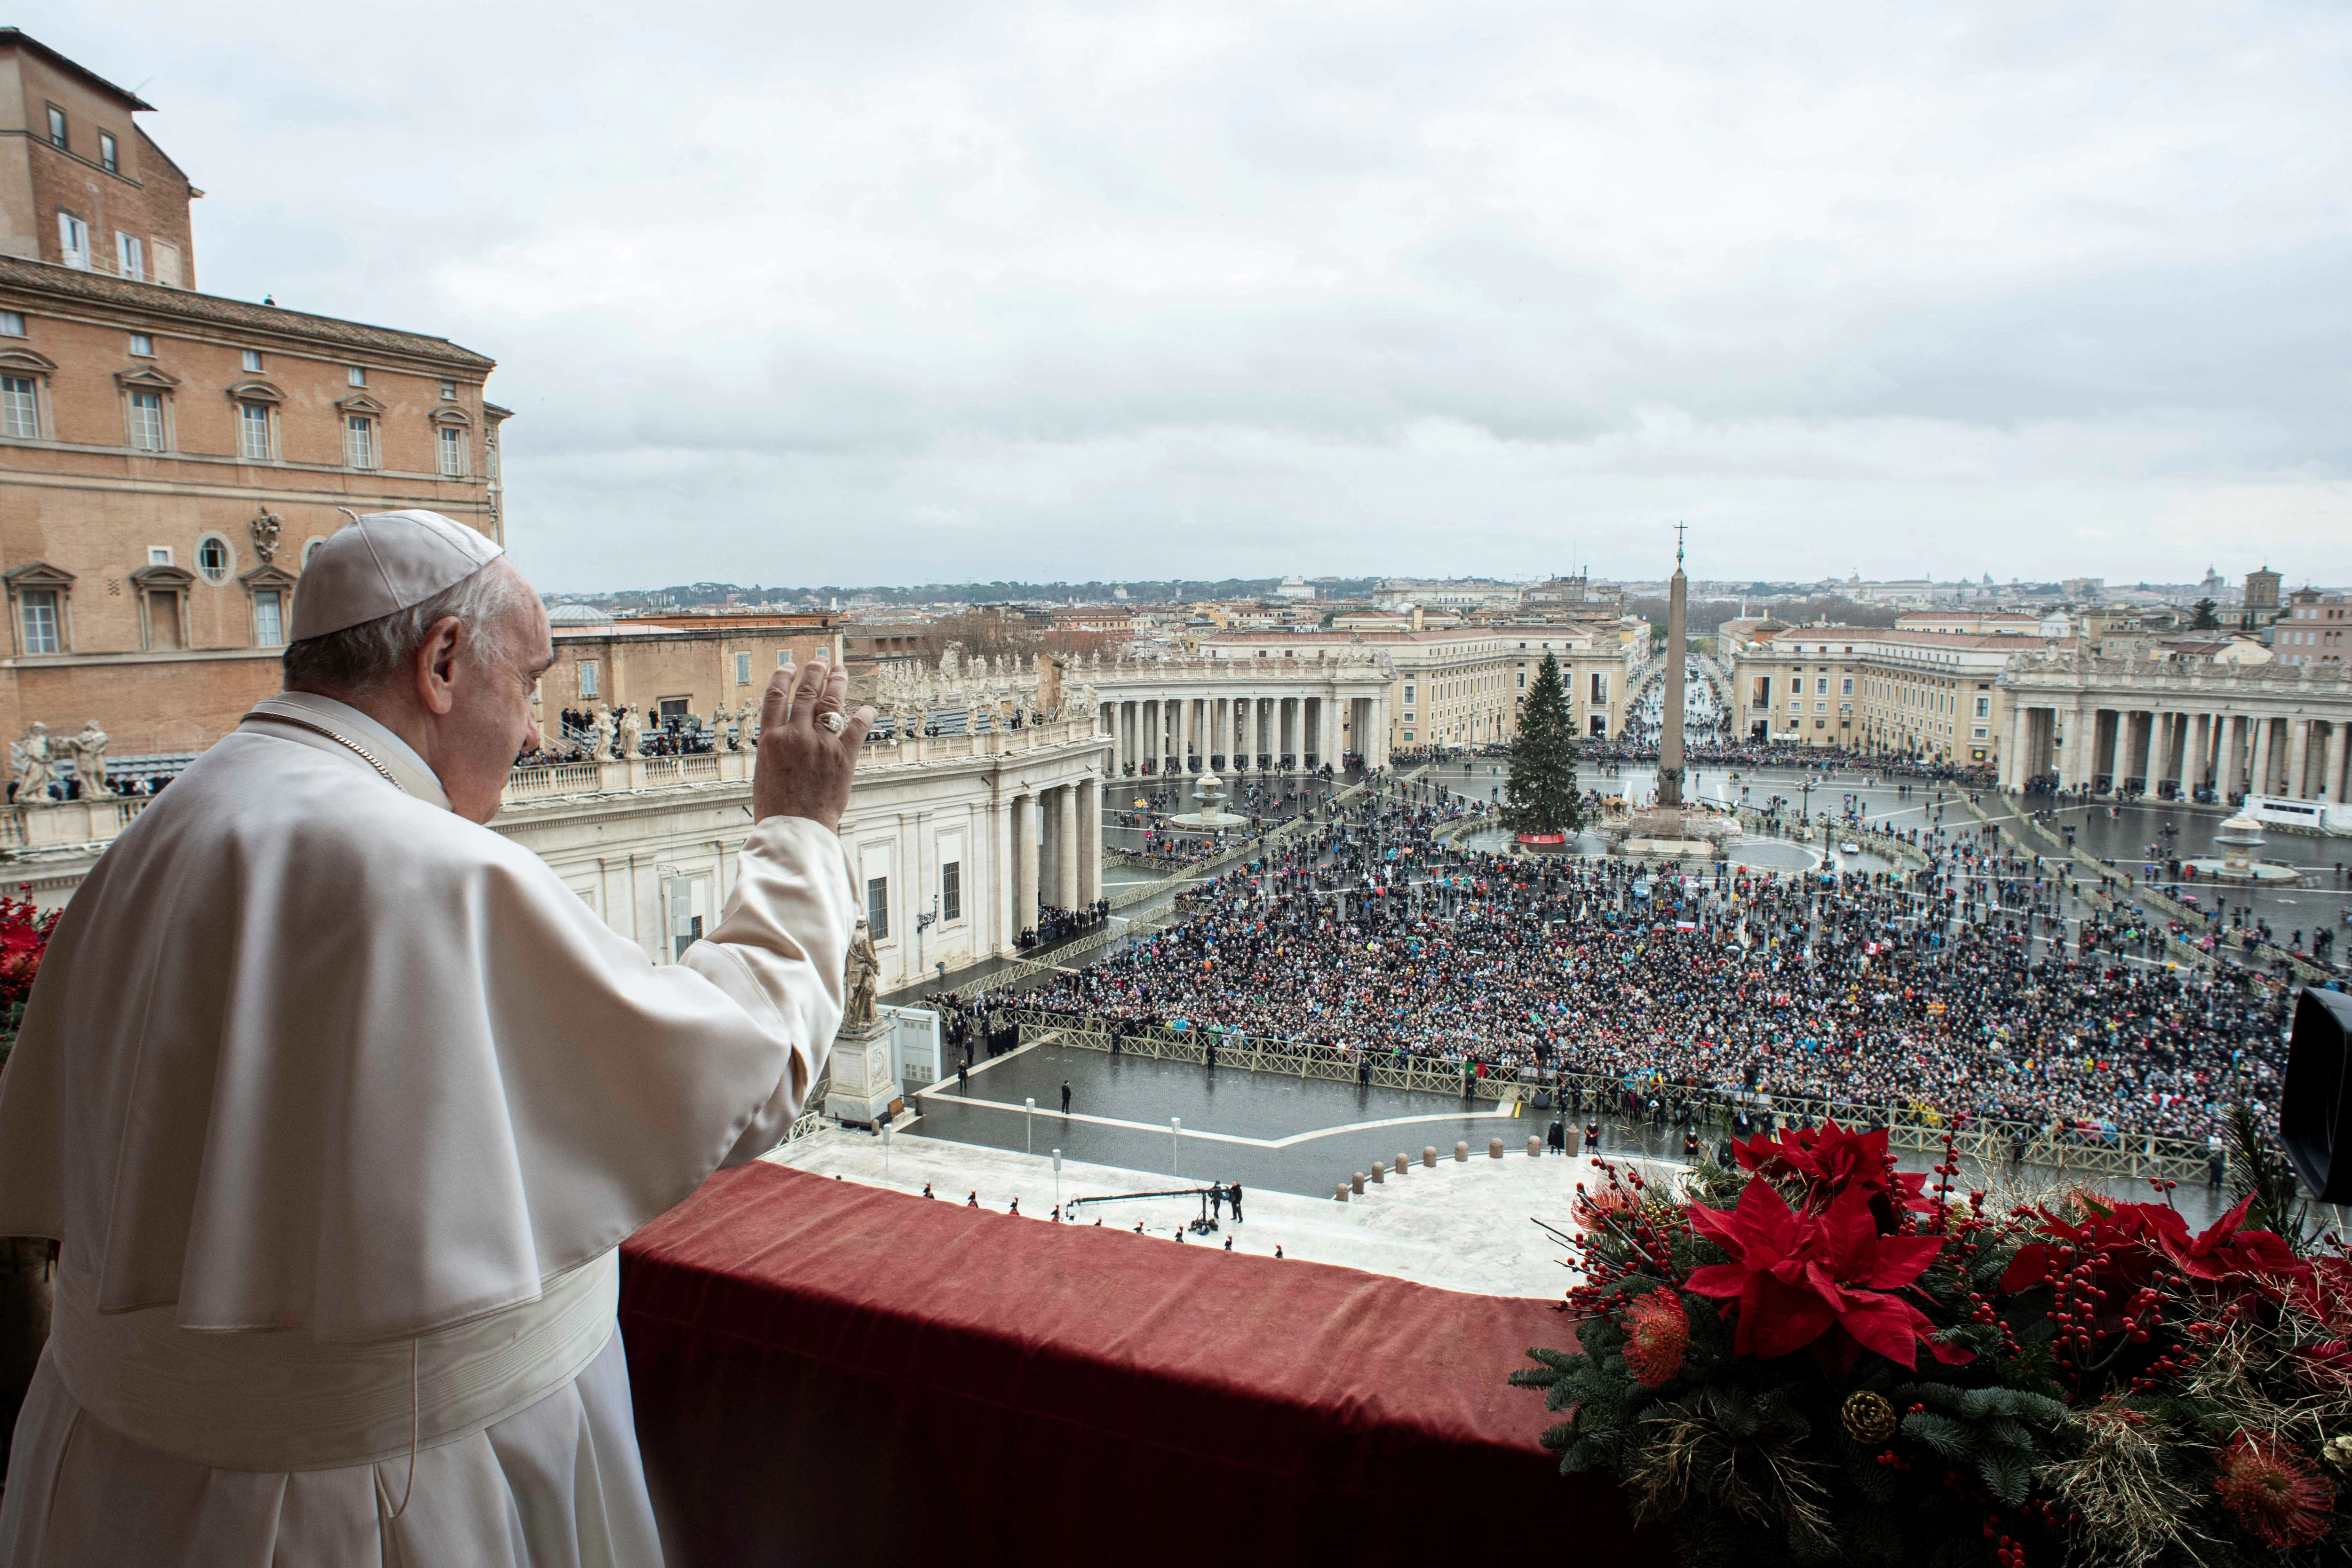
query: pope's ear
[{"left": 416, "top": 615, "right": 463, "bottom": 715}]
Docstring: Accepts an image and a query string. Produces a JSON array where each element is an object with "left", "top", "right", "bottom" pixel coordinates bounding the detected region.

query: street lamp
[
  {"left": 914, "top": 896, "right": 938, "bottom": 984},
  {"left": 1025, "top": 1097, "right": 1036, "bottom": 1154}
]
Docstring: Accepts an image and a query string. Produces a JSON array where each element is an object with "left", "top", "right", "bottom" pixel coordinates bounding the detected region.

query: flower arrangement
[
  {"left": 0, "top": 890, "right": 54, "bottom": 1068},
  {"left": 1514, "top": 1113, "right": 2352, "bottom": 1567}
]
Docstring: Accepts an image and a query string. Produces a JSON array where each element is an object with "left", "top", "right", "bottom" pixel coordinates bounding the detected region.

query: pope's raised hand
[{"left": 752, "top": 657, "right": 873, "bottom": 831}]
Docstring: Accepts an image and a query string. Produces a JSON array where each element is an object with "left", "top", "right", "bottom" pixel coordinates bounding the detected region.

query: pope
[{"left": 0, "top": 511, "right": 874, "bottom": 1564}]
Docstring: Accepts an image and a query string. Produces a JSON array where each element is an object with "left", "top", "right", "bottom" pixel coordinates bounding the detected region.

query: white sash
[{"left": 46, "top": 1251, "right": 618, "bottom": 1473}]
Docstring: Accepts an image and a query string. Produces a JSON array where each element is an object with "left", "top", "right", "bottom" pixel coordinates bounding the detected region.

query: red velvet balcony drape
[{"left": 620, "top": 1162, "right": 1651, "bottom": 1568}]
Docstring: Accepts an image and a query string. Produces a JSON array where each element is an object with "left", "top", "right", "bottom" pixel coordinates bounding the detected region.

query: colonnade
[
  {"left": 2001, "top": 701, "right": 2352, "bottom": 804},
  {"left": 1001, "top": 775, "right": 1102, "bottom": 945},
  {"left": 1099, "top": 691, "right": 1388, "bottom": 777}
]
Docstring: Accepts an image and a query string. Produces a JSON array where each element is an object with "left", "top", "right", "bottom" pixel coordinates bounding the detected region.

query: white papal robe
[{"left": 0, "top": 692, "right": 856, "bottom": 1566}]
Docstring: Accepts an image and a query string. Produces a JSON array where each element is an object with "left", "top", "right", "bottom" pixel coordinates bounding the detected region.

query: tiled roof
[{"left": 0, "top": 255, "right": 495, "bottom": 369}]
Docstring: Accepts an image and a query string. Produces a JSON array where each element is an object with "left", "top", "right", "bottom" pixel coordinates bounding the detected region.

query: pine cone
[{"left": 1841, "top": 1390, "right": 1897, "bottom": 1445}]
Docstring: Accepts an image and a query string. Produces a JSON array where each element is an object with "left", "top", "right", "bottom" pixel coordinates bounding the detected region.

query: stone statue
[
  {"left": 616, "top": 705, "right": 644, "bottom": 759},
  {"left": 842, "top": 917, "right": 882, "bottom": 1029},
  {"left": 69, "top": 719, "right": 111, "bottom": 797},
  {"left": 11, "top": 721, "right": 54, "bottom": 802},
  {"left": 591, "top": 705, "right": 616, "bottom": 761}
]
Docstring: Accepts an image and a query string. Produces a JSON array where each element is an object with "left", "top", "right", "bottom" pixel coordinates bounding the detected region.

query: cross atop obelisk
[{"left": 1657, "top": 524, "right": 1688, "bottom": 808}]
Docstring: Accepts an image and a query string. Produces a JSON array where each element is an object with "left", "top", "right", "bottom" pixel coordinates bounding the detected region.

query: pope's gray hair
[{"left": 281, "top": 561, "right": 535, "bottom": 694}]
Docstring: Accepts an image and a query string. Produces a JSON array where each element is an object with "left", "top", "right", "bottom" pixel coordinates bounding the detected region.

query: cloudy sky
[{"left": 43, "top": 1, "right": 2352, "bottom": 592}]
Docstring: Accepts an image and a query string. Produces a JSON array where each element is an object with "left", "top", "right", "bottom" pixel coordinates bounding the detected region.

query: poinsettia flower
[
  {"left": 2293, "top": 1255, "right": 2352, "bottom": 1333},
  {"left": 1684, "top": 1177, "right": 1959, "bottom": 1368},
  {"left": 2160, "top": 1194, "right": 2310, "bottom": 1287},
  {"left": 2003, "top": 1193, "right": 2309, "bottom": 1300},
  {"left": 1733, "top": 1118, "right": 1931, "bottom": 1224},
  {"left": 1998, "top": 1196, "right": 2191, "bottom": 1295}
]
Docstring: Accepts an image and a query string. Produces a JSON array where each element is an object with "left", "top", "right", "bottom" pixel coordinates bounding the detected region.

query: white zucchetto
[{"left": 290, "top": 509, "right": 505, "bottom": 641}]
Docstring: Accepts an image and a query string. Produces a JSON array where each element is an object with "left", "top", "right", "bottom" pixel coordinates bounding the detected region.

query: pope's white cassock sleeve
[{"left": 0, "top": 696, "right": 856, "bottom": 1567}]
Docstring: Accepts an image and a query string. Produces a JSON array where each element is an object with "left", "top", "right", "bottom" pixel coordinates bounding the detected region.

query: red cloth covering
[{"left": 620, "top": 1162, "right": 1650, "bottom": 1568}]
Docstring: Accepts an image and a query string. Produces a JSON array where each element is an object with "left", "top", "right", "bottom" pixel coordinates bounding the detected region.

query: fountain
[
  {"left": 1164, "top": 772, "right": 1251, "bottom": 833},
  {"left": 2184, "top": 811, "right": 2297, "bottom": 884}
]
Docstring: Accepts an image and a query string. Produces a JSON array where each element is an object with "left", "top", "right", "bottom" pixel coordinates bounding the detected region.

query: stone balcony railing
[
  {"left": 1088, "top": 650, "right": 1396, "bottom": 684},
  {"left": 0, "top": 795, "right": 148, "bottom": 852},
  {"left": 0, "top": 717, "right": 1108, "bottom": 860},
  {"left": 504, "top": 715, "right": 1106, "bottom": 802},
  {"left": 2000, "top": 649, "right": 2352, "bottom": 694}
]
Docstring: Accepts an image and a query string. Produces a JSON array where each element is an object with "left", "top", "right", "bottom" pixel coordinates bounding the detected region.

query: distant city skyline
[{"left": 43, "top": 2, "right": 2351, "bottom": 591}]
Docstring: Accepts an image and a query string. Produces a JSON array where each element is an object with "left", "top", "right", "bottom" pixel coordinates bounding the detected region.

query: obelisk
[{"left": 1657, "top": 524, "right": 1687, "bottom": 809}]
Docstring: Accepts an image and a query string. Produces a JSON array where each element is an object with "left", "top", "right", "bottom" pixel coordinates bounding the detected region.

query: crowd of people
[
  {"left": 1024, "top": 768, "right": 2292, "bottom": 1148},
  {"left": 1016, "top": 901, "right": 1111, "bottom": 950}
]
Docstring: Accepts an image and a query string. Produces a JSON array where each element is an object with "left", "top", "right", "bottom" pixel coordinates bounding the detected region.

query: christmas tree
[{"left": 1504, "top": 653, "right": 1583, "bottom": 835}]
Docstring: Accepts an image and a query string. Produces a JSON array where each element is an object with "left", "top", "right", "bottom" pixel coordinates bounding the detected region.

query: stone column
[
  {"left": 1012, "top": 793, "right": 1038, "bottom": 941},
  {"left": 2288, "top": 718, "right": 2312, "bottom": 800},
  {"left": 1054, "top": 785, "right": 1081, "bottom": 908},
  {"left": 2002, "top": 702, "right": 2030, "bottom": 790},
  {"left": 2119, "top": 710, "right": 2146, "bottom": 788},
  {"left": 1079, "top": 775, "right": 1103, "bottom": 903},
  {"left": 994, "top": 793, "right": 1017, "bottom": 957},
  {"left": 2193, "top": 713, "right": 2212, "bottom": 791},
  {"left": 1234, "top": 698, "right": 1252, "bottom": 770},
  {"left": 2322, "top": 721, "right": 2344, "bottom": 802},
  {"left": 2249, "top": 716, "right": 2274, "bottom": 799},
  {"left": 1179, "top": 693, "right": 1194, "bottom": 769},
  {"left": 1037, "top": 786, "right": 1060, "bottom": 911},
  {"left": 2060, "top": 703, "right": 2091, "bottom": 791}
]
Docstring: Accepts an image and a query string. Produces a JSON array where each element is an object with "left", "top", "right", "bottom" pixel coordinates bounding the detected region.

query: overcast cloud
[{"left": 40, "top": 1, "right": 2352, "bottom": 591}]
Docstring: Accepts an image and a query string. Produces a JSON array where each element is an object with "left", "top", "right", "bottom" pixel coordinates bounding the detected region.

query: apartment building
[{"left": 2276, "top": 588, "right": 2348, "bottom": 668}]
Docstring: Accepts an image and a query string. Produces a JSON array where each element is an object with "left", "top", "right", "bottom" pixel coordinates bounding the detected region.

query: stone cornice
[{"left": 0, "top": 255, "right": 495, "bottom": 370}]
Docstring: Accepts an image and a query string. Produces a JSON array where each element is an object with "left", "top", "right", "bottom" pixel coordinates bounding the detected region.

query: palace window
[
  {"left": 347, "top": 366, "right": 367, "bottom": 387},
  {"left": 127, "top": 389, "right": 166, "bottom": 451},
  {"left": 98, "top": 132, "right": 117, "bottom": 173},
  {"left": 344, "top": 414, "right": 377, "bottom": 468},
  {"left": 20, "top": 591, "right": 59, "bottom": 654},
  {"left": 578, "top": 662, "right": 599, "bottom": 698},
  {"left": 436, "top": 425, "right": 465, "bottom": 477},
  {"left": 196, "top": 535, "right": 232, "bottom": 583},
  {"left": 45, "top": 106, "right": 64, "bottom": 149},
  {"left": 128, "top": 331, "right": 152, "bottom": 357},
  {"left": 253, "top": 589, "right": 285, "bottom": 647},
  {"left": 241, "top": 348, "right": 262, "bottom": 372},
  {"left": 238, "top": 402, "right": 273, "bottom": 460},
  {"left": 942, "top": 861, "right": 961, "bottom": 922},
  {"left": 0, "top": 312, "right": 21, "bottom": 337},
  {"left": 56, "top": 213, "right": 90, "bottom": 269},
  {"left": 866, "top": 877, "right": 890, "bottom": 940},
  {"left": 0, "top": 377, "right": 38, "bottom": 438},
  {"left": 115, "top": 232, "right": 143, "bottom": 281},
  {"left": 735, "top": 652, "right": 752, "bottom": 684}
]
